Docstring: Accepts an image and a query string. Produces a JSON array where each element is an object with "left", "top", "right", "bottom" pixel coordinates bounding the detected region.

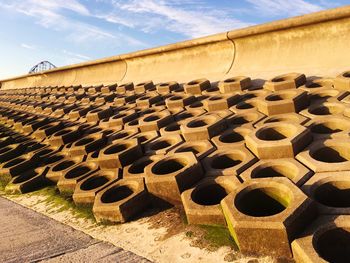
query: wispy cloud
[
  {"left": 21, "top": 43, "right": 36, "bottom": 50},
  {"left": 0, "top": 0, "right": 146, "bottom": 47},
  {"left": 62, "top": 50, "right": 91, "bottom": 61},
  {"left": 97, "top": 0, "right": 253, "bottom": 38},
  {"left": 245, "top": 0, "right": 325, "bottom": 16}
]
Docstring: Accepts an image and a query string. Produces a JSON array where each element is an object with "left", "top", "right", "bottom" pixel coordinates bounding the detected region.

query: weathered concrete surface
[{"left": 0, "top": 197, "right": 150, "bottom": 263}]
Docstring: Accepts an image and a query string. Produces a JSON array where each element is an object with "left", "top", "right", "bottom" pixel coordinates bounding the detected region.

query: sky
[{"left": 0, "top": 0, "right": 349, "bottom": 79}]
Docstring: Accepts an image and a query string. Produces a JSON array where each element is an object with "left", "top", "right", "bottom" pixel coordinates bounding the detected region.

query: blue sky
[{"left": 0, "top": 0, "right": 349, "bottom": 79}]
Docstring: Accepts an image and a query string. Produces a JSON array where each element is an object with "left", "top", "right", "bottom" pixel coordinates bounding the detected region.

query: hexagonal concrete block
[
  {"left": 306, "top": 116, "right": 350, "bottom": 140},
  {"left": 98, "top": 138, "right": 143, "bottom": 169},
  {"left": 291, "top": 215, "right": 350, "bottom": 263},
  {"left": 144, "top": 134, "right": 183, "bottom": 155},
  {"left": 257, "top": 89, "right": 308, "bottom": 116},
  {"left": 57, "top": 161, "right": 99, "bottom": 196},
  {"left": 245, "top": 122, "right": 312, "bottom": 159},
  {"left": 203, "top": 93, "right": 241, "bottom": 111},
  {"left": 302, "top": 171, "right": 350, "bottom": 215},
  {"left": 239, "top": 158, "right": 312, "bottom": 186},
  {"left": 221, "top": 178, "right": 316, "bottom": 259},
  {"left": 184, "top": 79, "right": 211, "bottom": 95},
  {"left": 180, "top": 113, "right": 227, "bottom": 141},
  {"left": 181, "top": 177, "right": 240, "bottom": 225},
  {"left": 334, "top": 70, "right": 350, "bottom": 91},
  {"left": 211, "top": 126, "right": 253, "bottom": 148},
  {"left": 93, "top": 178, "right": 150, "bottom": 223},
  {"left": 218, "top": 76, "right": 251, "bottom": 93},
  {"left": 169, "top": 140, "right": 216, "bottom": 160},
  {"left": 264, "top": 73, "right": 306, "bottom": 91},
  {"left": 138, "top": 110, "right": 174, "bottom": 132},
  {"left": 296, "top": 139, "right": 350, "bottom": 173},
  {"left": 165, "top": 94, "right": 196, "bottom": 109},
  {"left": 202, "top": 146, "right": 257, "bottom": 177},
  {"left": 254, "top": 113, "right": 308, "bottom": 128},
  {"left": 299, "top": 101, "right": 346, "bottom": 119},
  {"left": 123, "top": 155, "right": 162, "bottom": 179},
  {"left": 73, "top": 169, "right": 119, "bottom": 207},
  {"left": 226, "top": 110, "right": 266, "bottom": 128},
  {"left": 145, "top": 152, "right": 203, "bottom": 205},
  {"left": 156, "top": 81, "right": 180, "bottom": 94}
]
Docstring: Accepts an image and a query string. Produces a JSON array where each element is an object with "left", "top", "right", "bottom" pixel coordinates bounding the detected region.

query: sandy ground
[{"left": 1, "top": 188, "right": 273, "bottom": 263}]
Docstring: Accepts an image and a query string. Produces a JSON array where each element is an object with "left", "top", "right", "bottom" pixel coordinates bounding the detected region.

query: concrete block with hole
[
  {"left": 245, "top": 122, "right": 312, "bottom": 159},
  {"left": 257, "top": 89, "right": 308, "bottom": 116},
  {"left": 57, "top": 161, "right": 99, "bottom": 196},
  {"left": 302, "top": 171, "right": 350, "bottom": 215},
  {"left": 264, "top": 73, "right": 306, "bottom": 91},
  {"left": 291, "top": 215, "right": 350, "bottom": 263},
  {"left": 181, "top": 177, "right": 240, "bottom": 225},
  {"left": 98, "top": 138, "right": 142, "bottom": 169},
  {"left": 221, "top": 178, "right": 316, "bottom": 259},
  {"left": 145, "top": 152, "right": 203, "bottom": 205},
  {"left": 202, "top": 147, "right": 257, "bottom": 177},
  {"left": 211, "top": 126, "right": 253, "bottom": 148},
  {"left": 296, "top": 139, "right": 350, "bottom": 173},
  {"left": 239, "top": 158, "right": 313, "bottom": 186},
  {"left": 180, "top": 113, "right": 226, "bottom": 141},
  {"left": 93, "top": 178, "right": 150, "bottom": 223},
  {"left": 73, "top": 169, "right": 119, "bottom": 207},
  {"left": 169, "top": 140, "right": 216, "bottom": 160},
  {"left": 254, "top": 112, "right": 308, "bottom": 128}
]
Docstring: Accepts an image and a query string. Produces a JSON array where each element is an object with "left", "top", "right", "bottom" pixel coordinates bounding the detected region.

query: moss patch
[
  {"left": 26, "top": 186, "right": 95, "bottom": 221},
  {"left": 199, "top": 225, "right": 237, "bottom": 250}
]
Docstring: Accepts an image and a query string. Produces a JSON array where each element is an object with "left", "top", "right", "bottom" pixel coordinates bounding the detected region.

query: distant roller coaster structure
[{"left": 29, "top": 61, "right": 56, "bottom": 74}]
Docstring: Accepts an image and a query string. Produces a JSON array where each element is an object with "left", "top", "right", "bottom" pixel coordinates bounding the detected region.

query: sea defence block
[{"left": 221, "top": 178, "right": 316, "bottom": 259}]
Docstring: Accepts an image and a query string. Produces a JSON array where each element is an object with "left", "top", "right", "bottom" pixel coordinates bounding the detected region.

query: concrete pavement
[{"left": 0, "top": 197, "right": 151, "bottom": 263}]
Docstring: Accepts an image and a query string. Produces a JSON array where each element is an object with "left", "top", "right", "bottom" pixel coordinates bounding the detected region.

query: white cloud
[
  {"left": 245, "top": 0, "right": 324, "bottom": 16},
  {"left": 0, "top": 0, "right": 146, "bottom": 47},
  {"left": 98, "top": 0, "right": 253, "bottom": 38},
  {"left": 21, "top": 43, "right": 36, "bottom": 50},
  {"left": 62, "top": 50, "right": 91, "bottom": 61}
]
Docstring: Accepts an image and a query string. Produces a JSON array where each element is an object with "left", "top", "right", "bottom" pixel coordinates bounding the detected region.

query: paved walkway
[{"left": 0, "top": 197, "right": 151, "bottom": 263}]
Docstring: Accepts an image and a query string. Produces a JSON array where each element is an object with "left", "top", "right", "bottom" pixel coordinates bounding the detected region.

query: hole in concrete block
[
  {"left": 13, "top": 170, "right": 38, "bottom": 184},
  {"left": 52, "top": 160, "right": 76, "bottom": 171},
  {"left": 236, "top": 102, "right": 254, "bottom": 109},
  {"left": 150, "top": 140, "right": 171, "bottom": 150},
  {"left": 80, "top": 175, "right": 109, "bottom": 191},
  {"left": 75, "top": 137, "right": 94, "bottom": 146},
  {"left": 314, "top": 181, "right": 350, "bottom": 207},
  {"left": 55, "top": 129, "right": 72, "bottom": 136},
  {"left": 310, "top": 122, "right": 346, "bottom": 134},
  {"left": 128, "top": 159, "right": 153, "bottom": 174},
  {"left": 164, "top": 124, "right": 180, "bottom": 132},
  {"left": 152, "top": 159, "right": 186, "bottom": 175},
  {"left": 192, "top": 184, "right": 228, "bottom": 206},
  {"left": 211, "top": 154, "right": 242, "bottom": 169},
  {"left": 3, "top": 157, "right": 25, "bottom": 168},
  {"left": 144, "top": 115, "right": 160, "bottom": 122},
  {"left": 257, "top": 125, "right": 295, "bottom": 141},
  {"left": 311, "top": 146, "right": 350, "bottom": 163},
  {"left": 45, "top": 155, "right": 64, "bottom": 165},
  {"left": 235, "top": 187, "right": 290, "bottom": 217},
  {"left": 316, "top": 227, "right": 350, "bottom": 263},
  {"left": 65, "top": 165, "right": 91, "bottom": 179},
  {"left": 310, "top": 105, "right": 343, "bottom": 115},
  {"left": 219, "top": 132, "right": 244, "bottom": 143},
  {"left": 343, "top": 72, "right": 350, "bottom": 78},
  {"left": 104, "top": 143, "right": 127, "bottom": 155},
  {"left": 170, "top": 96, "right": 182, "bottom": 101},
  {"left": 101, "top": 185, "right": 134, "bottom": 203},
  {"left": 251, "top": 164, "right": 297, "bottom": 180}
]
